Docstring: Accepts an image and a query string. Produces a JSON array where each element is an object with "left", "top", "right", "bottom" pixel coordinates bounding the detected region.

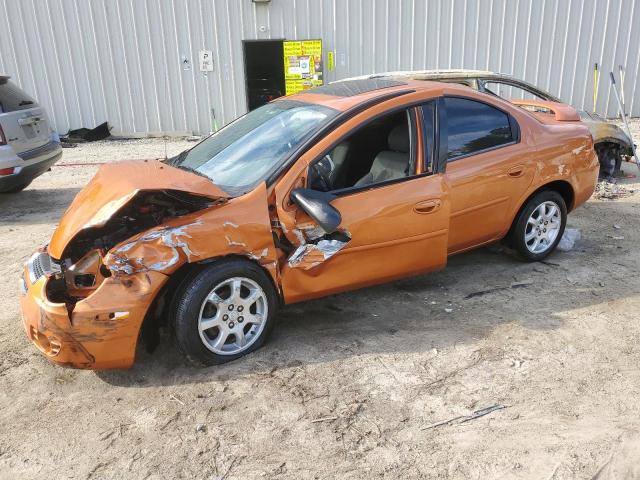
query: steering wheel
[{"left": 310, "top": 155, "right": 335, "bottom": 192}]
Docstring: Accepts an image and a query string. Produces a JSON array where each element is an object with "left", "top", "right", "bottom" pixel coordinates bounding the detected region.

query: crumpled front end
[
  {"left": 100, "top": 184, "right": 280, "bottom": 283},
  {"left": 20, "top": 250, "right": 168, "bottom": 369},
  {"left": 19, "top": 165, "right": 280, "bottom": 368}
]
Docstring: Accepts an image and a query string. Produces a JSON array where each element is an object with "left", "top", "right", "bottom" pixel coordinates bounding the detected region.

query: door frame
[{"left": 272, "top": 94, "right": 451, "bottom": 303}]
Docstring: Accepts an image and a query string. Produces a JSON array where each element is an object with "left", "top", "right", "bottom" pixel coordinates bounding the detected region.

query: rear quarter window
[{"left": 0, "top": 80, "right": 37, "bottom": 113}]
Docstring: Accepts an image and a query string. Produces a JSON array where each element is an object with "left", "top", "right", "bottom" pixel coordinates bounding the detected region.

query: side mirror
[{"left": 290, "top": 188, "right": 342, "bottom": 234}]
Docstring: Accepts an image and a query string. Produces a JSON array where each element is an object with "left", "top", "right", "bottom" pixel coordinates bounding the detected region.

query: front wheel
[
  {"left": 173, "top": 259, "right": 278, "bottom": 366},
  {"left": 510, "top": 190, "right": 567, "bottom": 262}
]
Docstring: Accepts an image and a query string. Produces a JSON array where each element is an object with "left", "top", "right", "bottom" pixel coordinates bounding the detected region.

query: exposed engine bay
[{"left": 45, "top": 190, "right": 216, "bottom": 306}]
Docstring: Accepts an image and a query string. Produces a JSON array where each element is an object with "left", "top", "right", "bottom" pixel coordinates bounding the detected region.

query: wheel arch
[
  {"left": 138, "top": 254, "right": 282, "bottom": 355},
  {"left": 594, "top": 139, "right": 632, "bottom": 158},
  {"left": 517, "top": 179, "right": 574, "bottom": 217},
  {"left": 505, "top": 179, "right": 574, "bottom": 244}
]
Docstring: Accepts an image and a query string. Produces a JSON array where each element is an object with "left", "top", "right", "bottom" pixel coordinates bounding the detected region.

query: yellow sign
[
  {"left": 327, "top": 51, "right": 335, "bottom": 72},
  {"left": 283, "top": 39, "right": 324, "bottom": 95}
]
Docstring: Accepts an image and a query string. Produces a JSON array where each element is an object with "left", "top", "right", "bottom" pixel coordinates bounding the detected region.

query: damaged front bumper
[{"left": 20, "top": 250, "right": 169, "bottom": 369}]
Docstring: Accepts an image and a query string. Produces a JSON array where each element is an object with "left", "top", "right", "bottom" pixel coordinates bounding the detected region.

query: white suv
[{"left": 0, "top": 75, "right": 62, "bottom": 193}]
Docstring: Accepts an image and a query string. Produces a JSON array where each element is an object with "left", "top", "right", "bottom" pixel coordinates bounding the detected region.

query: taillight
[
  {"left": 0, "top": 167, "right": 15, "bottom": 175},
  {"left": 0, "top": 124, "right": 6, "bottom": 145}
]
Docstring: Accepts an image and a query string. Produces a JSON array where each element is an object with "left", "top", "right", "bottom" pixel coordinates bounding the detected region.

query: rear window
[{"left": 0, "top": 80, "right": 37, "bottom": 113}]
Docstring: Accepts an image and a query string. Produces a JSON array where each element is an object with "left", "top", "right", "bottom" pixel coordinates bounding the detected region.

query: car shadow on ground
[
  {"left": 0, "top": 187, "right": 81, "bottom": 226},
  {"left": 97, "top": 199, "right": 637, "bottom": 387}
]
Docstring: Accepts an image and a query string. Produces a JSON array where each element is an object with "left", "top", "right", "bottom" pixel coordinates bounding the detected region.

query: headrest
[
  {"left": 370, "top": 151, "right": 409, "bottom": 176},
  {"left": 387, "top": 124, "right": 410, "bottom": 153}
]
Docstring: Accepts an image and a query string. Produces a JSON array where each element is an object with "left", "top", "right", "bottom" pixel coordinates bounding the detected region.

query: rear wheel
[
  {"left": 173, "top": 259, "right": 277, "bottom": 366},
  {"left": 510, "top": 190, "right": 567, "bottom": 262}
]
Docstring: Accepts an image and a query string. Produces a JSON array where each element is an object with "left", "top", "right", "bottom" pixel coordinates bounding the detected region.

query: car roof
[
  {"left": 283, "top": 78, "right": 472, "bottom": 111},
  {"left": 333, "top": 69, "right": 561, "bottom": 104},
  {"left": 336, "top": 69, "right": 499, "bottom": 82}
]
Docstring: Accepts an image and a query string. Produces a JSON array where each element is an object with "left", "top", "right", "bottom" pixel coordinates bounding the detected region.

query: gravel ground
[{"left": 1, "top": 121, "right": 640, "bottom": 479}]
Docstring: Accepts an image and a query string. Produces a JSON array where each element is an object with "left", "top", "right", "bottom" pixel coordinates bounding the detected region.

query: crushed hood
[{"left": 48, "top": 160, "right": 230, "bottom": 259}]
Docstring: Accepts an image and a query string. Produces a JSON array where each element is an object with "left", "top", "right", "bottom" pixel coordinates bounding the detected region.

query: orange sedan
[{"left": 20, "top": 80, "right": 598, "bottom": 369}]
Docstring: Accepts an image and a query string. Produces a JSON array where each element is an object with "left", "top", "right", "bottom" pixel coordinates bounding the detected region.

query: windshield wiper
[{"left": 175, "top": 163, "right": 214, "bottom": 182}]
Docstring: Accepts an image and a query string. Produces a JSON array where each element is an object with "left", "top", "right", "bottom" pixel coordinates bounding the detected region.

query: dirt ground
[{"left": 1, "top": 122, "right": 640, "bottom": 480}]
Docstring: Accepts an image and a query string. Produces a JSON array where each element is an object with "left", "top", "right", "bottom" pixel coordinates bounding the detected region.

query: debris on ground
[
  {"left": 510, "top": 359, "right": 523, "bottom": 368},
  {"left": 310, "top": 416, "right": 339, "bottom": 423},
  {"left": 557, "top": 228, "right": 581, "bottom": 252},
  {"left": 422, "top": 404, "right": 508, "bottom": 430},
  {"left": 61, "top": 122, "right": 111, "bottom": 144},
  {"left": 464, "top": 281, "right": 532, "bottom": 299},
  {"left": 594, "top": 180, "right": 635, "bottom": 200}
]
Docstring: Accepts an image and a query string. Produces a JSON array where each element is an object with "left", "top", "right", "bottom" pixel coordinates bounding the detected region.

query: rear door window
[
  {"left": 445, "top": 97, "right": 514, "bottom": 160},
  {"left": 0, "top": 80, "right": 37, "bottom": 113}
]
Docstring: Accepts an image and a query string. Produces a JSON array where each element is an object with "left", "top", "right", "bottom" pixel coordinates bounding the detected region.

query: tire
[
  {"left": 510, "top": 190, "right": 567, "bottom": 262},
  {"left": 172, "top": 259, "right": 278, "bottom": 366},
  {"left": 0, "top": 180, "right": 32, "bottom": 193}
]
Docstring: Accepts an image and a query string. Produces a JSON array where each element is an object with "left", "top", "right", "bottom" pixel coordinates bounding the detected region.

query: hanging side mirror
[{"left": 289, "top": 188, "right": 342, "bottom": 234}]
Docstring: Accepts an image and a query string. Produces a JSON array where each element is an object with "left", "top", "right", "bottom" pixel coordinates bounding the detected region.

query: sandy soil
[{"left": 1, "top": 123, "right": 640, "bottom": 480}]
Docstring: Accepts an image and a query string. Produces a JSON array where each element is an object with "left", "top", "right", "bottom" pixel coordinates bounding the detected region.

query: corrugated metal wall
[{"left": 0, "top": 0, "right": 638, "bottom": 135}]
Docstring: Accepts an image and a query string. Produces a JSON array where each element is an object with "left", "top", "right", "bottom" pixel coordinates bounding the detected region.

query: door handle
[
  {"left": 508, "top": 165, "right": 525, "bottom": 177},
  {"left": 414, "top": 199, "right": 441, "bottom": 214}
]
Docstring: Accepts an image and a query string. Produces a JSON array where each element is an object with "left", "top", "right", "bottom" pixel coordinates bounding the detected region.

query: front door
[{"left": 274, "top": 104, "right": 450, "bottom": 303}]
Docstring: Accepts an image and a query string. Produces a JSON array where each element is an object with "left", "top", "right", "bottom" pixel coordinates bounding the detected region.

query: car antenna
[
  {"left": 164, "top": 133, "right": 168, "bottom": 161},
  {"left": 593, "top": 63, "right": 599, "bottom": 113}
]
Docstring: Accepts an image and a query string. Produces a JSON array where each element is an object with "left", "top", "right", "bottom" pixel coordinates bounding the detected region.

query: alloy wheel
[
  {"left": 524, "top": 200, "right": 562, "bottom": 254},
  {"left": 198, "top": 277, "right": 268, "bottom": 355}
]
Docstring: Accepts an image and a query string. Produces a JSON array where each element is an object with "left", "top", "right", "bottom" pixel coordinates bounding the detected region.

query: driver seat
[{"left": 354, "top": 124, "right": 410, "bottom": 187}]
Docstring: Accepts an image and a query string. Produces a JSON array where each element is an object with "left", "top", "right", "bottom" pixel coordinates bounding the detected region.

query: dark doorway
[{"left": 243, "top": 40, "right": 286, "bottom": 111}]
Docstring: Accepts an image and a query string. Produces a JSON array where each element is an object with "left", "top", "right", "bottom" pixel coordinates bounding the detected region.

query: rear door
[
  {"left": 273, "top": 101, "right": 450, "bottom": 303},
  {"left": 441, "top": 96, "right": 535, "bottom": 253},
  {"left": 0, "top": 79, "right": 52, "bottom": 154}
]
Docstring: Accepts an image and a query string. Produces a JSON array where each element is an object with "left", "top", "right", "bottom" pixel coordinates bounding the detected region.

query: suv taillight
[{"left": 0, "top": 124, "right": 6, "bottom": 145}]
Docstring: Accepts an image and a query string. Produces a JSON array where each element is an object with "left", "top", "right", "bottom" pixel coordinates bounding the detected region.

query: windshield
[{"left": 172, "top": 100, "right": 338, "bottom": 195}]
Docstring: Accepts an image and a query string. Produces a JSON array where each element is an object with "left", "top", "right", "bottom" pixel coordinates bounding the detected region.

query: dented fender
[
  {"left": 103, "top": 182, "right": 280, "bottom": 288},
  {"left": 49, "top": 159, "right": 230, "bottom": 259}
]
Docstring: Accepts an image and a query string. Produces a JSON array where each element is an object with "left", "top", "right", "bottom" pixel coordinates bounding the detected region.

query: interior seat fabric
[
  {"left": 328, "top": 141, "right": 351, "bottom": 188},
  {"left": 354, "top": 124, "right": 410, "bottom": 187}
]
